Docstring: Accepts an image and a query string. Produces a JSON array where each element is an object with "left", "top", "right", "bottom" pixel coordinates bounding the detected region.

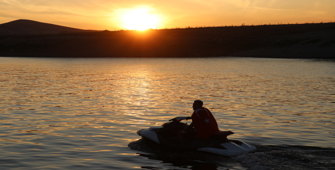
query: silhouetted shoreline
[{"left": 0, "top": 20, "right": 334, "bottom": 59}]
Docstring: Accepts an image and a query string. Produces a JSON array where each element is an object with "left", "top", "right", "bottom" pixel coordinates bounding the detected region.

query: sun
[{"left": 117, "top": 6, "right": 162, "bottom": 31}]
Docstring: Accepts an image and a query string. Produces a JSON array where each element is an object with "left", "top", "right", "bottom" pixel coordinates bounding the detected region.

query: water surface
[{"left": 0, "top": 57, "right": 334, "bottom": 169}]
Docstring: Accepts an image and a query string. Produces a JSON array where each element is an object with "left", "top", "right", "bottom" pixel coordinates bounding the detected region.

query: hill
[
  {"left": 0, "top": 20, "right": 334, "bottom": 59},
  {"left": 0, "top": 19, "right": 90, "bottom": 35}
]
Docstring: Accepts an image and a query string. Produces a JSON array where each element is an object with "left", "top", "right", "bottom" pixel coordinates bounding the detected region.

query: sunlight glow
[{"left": 117, "top": 6, "right": 162, "bottom": 31}]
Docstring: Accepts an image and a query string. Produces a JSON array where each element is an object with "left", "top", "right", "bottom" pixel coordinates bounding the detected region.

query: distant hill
[
  {"left": 0, "top": 19, "right": 91, "bottom": 35},
  {"left": 0, "top": 20, "right": 334, "bottom": 59}
]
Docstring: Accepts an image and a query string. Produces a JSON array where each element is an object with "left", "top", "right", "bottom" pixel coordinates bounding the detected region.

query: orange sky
[{"left": 0, "top": 0, "right": 334, "bottom": 30}]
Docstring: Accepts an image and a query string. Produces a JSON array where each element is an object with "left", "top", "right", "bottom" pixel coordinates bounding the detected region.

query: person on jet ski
[{"left": 187, "top": 100, "right": 234, "bottom": 141}]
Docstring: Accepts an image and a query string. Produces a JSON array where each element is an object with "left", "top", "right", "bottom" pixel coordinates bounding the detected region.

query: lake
[{"left": 0, "top": 57, "right": 334, "bottom": 170}]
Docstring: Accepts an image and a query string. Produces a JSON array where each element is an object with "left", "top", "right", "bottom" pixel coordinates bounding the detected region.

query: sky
[{"left": 0, "top": 0, "right": 334, "bottom": 30}]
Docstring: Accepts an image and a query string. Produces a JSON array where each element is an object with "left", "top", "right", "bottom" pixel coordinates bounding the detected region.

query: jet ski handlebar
[{"left": 169, "top": 117, "right": 191, "bottom": 122}]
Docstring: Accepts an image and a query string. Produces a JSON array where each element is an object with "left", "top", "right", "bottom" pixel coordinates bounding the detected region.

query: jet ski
[{"left": 137, "top": 117, "right": 256, "bottom": 157}]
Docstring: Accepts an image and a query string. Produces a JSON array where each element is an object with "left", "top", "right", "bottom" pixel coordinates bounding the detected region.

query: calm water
[{"left": 0, "top": 57, "right": 334, "bottom": 170}]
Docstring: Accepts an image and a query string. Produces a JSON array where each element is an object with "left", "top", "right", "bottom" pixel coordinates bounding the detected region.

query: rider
[{"left": 188, "top": 100, "right": 234, "bottom": 141}]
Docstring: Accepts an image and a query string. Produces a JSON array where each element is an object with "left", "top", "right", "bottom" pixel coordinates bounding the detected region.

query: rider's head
[{"left": 193, "top": 100, "right": 203, "bottom": 110}]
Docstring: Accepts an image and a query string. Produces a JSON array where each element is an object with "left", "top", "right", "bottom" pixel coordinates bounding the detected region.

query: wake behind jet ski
[{"left": 136, "top": 100, "right": 256, "bottom": 157}]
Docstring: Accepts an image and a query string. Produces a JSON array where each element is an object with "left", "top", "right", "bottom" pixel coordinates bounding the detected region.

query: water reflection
[{"left": 0, "top": 57, "right": 335, "bottom": 169}]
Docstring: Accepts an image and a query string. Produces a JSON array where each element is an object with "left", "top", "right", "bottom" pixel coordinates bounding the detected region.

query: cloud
[{"left": 1, "top": 0, "right": 116, "bottom": 18}]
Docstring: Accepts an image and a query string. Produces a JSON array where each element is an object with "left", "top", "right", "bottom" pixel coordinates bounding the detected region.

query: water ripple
[{"left": 0, "top": 57, "right": 334, "bottom": 169}]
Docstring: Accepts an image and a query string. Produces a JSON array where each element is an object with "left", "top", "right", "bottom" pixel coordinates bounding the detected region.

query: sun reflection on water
[{"left": 0, "top": 58, "right": 335, "bottom": 169}]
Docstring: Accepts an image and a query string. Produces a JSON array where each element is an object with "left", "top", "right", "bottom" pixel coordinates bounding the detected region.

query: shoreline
[{"left": 0, "top": 22, "right": 334, "bottom": 59}]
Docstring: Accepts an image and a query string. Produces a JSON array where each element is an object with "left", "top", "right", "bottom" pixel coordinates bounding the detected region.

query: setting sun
[{"left": 117, "top": 6, "right": 162, "bottom": 31}]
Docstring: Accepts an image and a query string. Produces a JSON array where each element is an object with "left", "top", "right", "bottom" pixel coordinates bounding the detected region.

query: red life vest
[{"left": 191, "top": 107, "right": 219, "bottom": 140}]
